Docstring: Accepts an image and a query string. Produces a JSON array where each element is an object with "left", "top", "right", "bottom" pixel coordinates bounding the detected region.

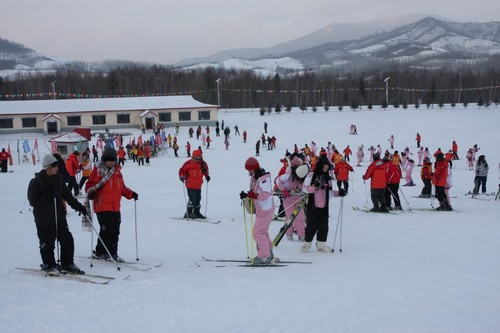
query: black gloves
[
  {"left": 338, "top": 189, "right": 346, "bottom": 197},
  {"left": 132, "top": 192, "right": 139, "bottom": 201},
  {"left": 205, "top": 175, "right": 211, "bottom": 182},
  {"left": 239, "top": 191, "right": 248, "bottom": 199},
  {"left": 87, "top": 191, "right": 96, "bottom": 200},
  {"left": 78, "top": 206, "right": 88, "bottom": 216},
  {"left": 180, "top": 176, "right": 185, "bottom": 183}
]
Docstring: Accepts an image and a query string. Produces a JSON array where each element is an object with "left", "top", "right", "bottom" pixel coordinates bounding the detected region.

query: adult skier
[
  {"left": 432, "top": 152, "right": 451, "bottom": 211},
  {"left": 363, "top": 153, "right": 389, "bottom": 212},
  {"left": 86, "top": 147, "right": 139, "bottom": 261},
  {"left": 28, "top": 154, "right": 87, "bottom": 273}
]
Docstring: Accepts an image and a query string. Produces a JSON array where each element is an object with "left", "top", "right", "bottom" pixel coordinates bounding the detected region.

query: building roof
[
  {"left": 0, "top": 95, "right": 217, "bottom": 115},
  {"left": 50, "top": 131, "right": 89, "bottom": 143}
]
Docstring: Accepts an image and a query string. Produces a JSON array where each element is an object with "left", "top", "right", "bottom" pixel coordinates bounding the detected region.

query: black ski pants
[
  {"left": 36, "top": 220, "right": 75, "bottom": 267},
  {"left": 304, "top": 206, "right": 329, "bottom": 243},
  {"left": 385, "top": 183, "right": 401, "bottom": 208},
  {"left": 95, "top": 211, "right": 122, "bottom": 256},
  {"left": 370, "top": 188, "right": 386, "bottom": 210}
]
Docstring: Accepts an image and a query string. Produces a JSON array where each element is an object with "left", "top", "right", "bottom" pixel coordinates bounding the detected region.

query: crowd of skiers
[{"left": 23, "top": 119, "right": 494, "bottom": 269}]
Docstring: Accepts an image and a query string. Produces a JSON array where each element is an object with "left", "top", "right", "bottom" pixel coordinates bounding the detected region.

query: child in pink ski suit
[
  {"left": 240, "top": 157, "right": 276, "bottom": 265},
  {"left": 275, "top": 156, "right": 306, "bottom": 241}
]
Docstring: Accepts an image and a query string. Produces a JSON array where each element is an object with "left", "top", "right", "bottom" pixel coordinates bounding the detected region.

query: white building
[{"left": 0, "top": 95, "right": 219, "bottom": 134}]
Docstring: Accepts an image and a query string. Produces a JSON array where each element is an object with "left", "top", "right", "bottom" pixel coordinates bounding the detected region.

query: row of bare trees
[{"left": 1, "top": 64, "right": 498, "bottom": 108}]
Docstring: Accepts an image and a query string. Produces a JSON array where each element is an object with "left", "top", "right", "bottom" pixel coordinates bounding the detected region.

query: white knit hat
[{"left": 42, "top": 154, "right": 58, "bottom": 168}]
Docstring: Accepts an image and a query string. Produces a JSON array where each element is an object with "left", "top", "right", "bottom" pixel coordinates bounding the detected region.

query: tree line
[{"left": 0, "top": 64, "right": 499, "bottom": 109}]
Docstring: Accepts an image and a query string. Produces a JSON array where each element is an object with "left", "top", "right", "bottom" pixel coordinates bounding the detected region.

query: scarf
[{"left": 81, "top": 163, "right": 115, "bottom": 232}]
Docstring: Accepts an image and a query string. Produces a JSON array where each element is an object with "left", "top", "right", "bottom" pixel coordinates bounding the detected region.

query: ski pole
[
  {"left": 181, "top": 181, "right": 189, "bottom": 219},
  {"left": 204, "top": 181, "right": 209, "bottom": 218},
  {"left": 54, "top": 197, "right": 60, "bottom": 267},
  {"left": 250, "top": 199, "right": 255, "bottom": 265},
  {"left": 84, "top": 213, "right": 123, "bottom": 271},
  {"left": 273, "top": 194, "right": 303, "bottom": 219},
  {"left": 134, "top": 199, "right": 139, "bottom": 261},
  {"left": 332, "top": 197, "right": 344, "bottom": 253},
  {"left": 242, "top": 200, "right": 250, "bottom": 260},
  {"left": 19, "top": 197, "right": 28, "bottom": 214},
  {"left": 398, "top": 186, "right": 411, "bottom": 210},
  {"left": 364, "top": 180, "right": 369, "bottom": 206}
]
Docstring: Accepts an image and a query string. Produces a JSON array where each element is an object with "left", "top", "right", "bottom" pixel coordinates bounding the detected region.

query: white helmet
[{"left": 295, "top": 164, "right": 309, "bottom": 179}]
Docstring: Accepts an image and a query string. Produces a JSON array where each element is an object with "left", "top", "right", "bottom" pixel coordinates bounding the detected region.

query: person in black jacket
[{"left": 27, "top": 154, "right": 87, "bottom": 274}]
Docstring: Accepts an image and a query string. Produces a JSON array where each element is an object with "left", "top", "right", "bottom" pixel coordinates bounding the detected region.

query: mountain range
[{"left": 1, "top": 16, "right": 499, "bottom": 79}]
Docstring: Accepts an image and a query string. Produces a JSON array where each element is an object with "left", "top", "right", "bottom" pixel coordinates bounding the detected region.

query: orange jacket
[
  {"left": 85, "top": 164, "right": 133, "bottom": 212},
  {"left": 332, "top": 153, "right": 342, "bottom": 165},
  {"left": 117, "top": 148, "right": 126, "bottom": 159},
  {"left": 432, "top": 160, "right": 448, "bottom": 187},
  {"left": 334, "top": 161, "right": 353, "bottom": 181},
  {"left": 65, "top": 153, "right": 80, "bottom": 177},
  {"left": 81, "top": 159, "right": 92, "bottom": 177},
  {"left": 363, "top": 160, "right": 387, "bottom": 189},
  {"left": 179, "top": 158, "right": 209, "bottom": 190},
  {"left": 420, "top": 162, "right": 432, "bottom": 180}
]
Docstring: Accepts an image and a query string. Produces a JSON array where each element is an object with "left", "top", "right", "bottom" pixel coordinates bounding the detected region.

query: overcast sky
[{"left": 2, "top": 0, "right": 499, "bottom": 65}]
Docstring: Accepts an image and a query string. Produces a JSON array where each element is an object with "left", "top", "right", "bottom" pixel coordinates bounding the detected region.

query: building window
[
  {"left": 198, "top": 111, "right": 211, "bottom": 121},
  {"left": 159, "top": 112, "right": 171, "bottom": 122},
  {"left": 92, "top": 115, "right": 106, "bottom": 125},
  {"left": 0, "top": 118, "right": 14, "bottom": 128},
  {"left": 179, "top": 111, "right": 191, "bottom": 121},
  {"left": 22, "top": 117, "right": 37, "bottom": 128},
  {"left": 56, "top": 145, "right": 68, "bottom": 155},
  {"left": 117, "top": 114, "right": 130, "bottom": 124},
  {"left": 67, "top": 116, "right": 81, "bottom": 126}
]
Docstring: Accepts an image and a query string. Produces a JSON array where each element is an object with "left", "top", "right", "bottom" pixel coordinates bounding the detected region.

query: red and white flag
[{"left": 33, "top": 138, "right": 39, "bottom": 150}]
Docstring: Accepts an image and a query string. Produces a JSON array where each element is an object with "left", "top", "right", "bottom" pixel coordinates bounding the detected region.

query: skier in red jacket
[
  {"left": 86, "top": 147, "right": 138, "bottom": 262},
  {"left": 179, "top": 149, "right": 210, "bottom": 219},
  {"left": 363, "top": 153, "right": 389, "bottom": 212}
]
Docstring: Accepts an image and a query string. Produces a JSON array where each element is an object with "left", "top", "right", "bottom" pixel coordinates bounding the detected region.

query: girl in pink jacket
[
  {"left": 275, "top": 157, "right": 306, "bottom": 241},
  {"left": 240, "top": 157, "right": 276, "bottom": 265}
]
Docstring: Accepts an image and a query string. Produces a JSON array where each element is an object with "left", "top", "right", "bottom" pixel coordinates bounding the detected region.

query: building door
[
  {"left": 145, "top": 117, "right": 154, "bottom": 130},
  {"left": 47, "top": 121, "right": 58, "bottom": 134}
]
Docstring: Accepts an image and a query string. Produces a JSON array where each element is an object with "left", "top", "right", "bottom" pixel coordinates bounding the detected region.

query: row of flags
[{"left": 1, "top": 85, "right": 499, "bottom": 100}]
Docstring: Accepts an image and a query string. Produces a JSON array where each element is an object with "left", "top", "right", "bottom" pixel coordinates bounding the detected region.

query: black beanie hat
[{"left": 102, "top": 147, "right": 117, "bottom": 162}]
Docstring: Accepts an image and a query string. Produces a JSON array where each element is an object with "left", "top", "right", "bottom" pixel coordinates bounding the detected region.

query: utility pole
[
  {"left": 51, "top": 81, "right": 56, "bottom": 100},
  {"left": 215, "top": 79, "right": 221, "bottom": 106},
  {"left": 384, "top": 77, "right": 390, "bottom": 105}
]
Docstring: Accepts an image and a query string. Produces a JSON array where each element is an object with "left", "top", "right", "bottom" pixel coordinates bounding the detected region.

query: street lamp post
[
  {"left": 51, "top": 81, "right": 56, "bottom": 100},
  {"left": 215, "top": 79, "right": 221, "bottom": 106},
  {"left": 384, "top": 77, "right": 390, "bottom": 105}
]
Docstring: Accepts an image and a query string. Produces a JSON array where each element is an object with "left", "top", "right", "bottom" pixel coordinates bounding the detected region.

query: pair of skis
[
  {"left": 16, "top": 267, "right": 114, "bottom": 284},
  {"left": 199, "top": 256, "right": 312, "bottom": 268}
]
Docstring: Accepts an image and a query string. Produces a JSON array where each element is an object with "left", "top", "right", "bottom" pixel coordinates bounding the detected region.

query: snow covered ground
[{"left": 0, "top": 105, "right": 499, "bottom": 333}]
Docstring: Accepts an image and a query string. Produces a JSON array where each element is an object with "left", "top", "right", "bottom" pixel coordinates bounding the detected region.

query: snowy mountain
[
  {"left": 286, "top": 17, "right": 500, "bottom": 71},
  {"left": 174, "top": 14, "right": 432, "bottom": 67},
  {"left": 0, "top": 38, "right": 62, "bottom": 78},
  {"left": 2, "top": 16, "right": 500, "bottom": 79}
]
